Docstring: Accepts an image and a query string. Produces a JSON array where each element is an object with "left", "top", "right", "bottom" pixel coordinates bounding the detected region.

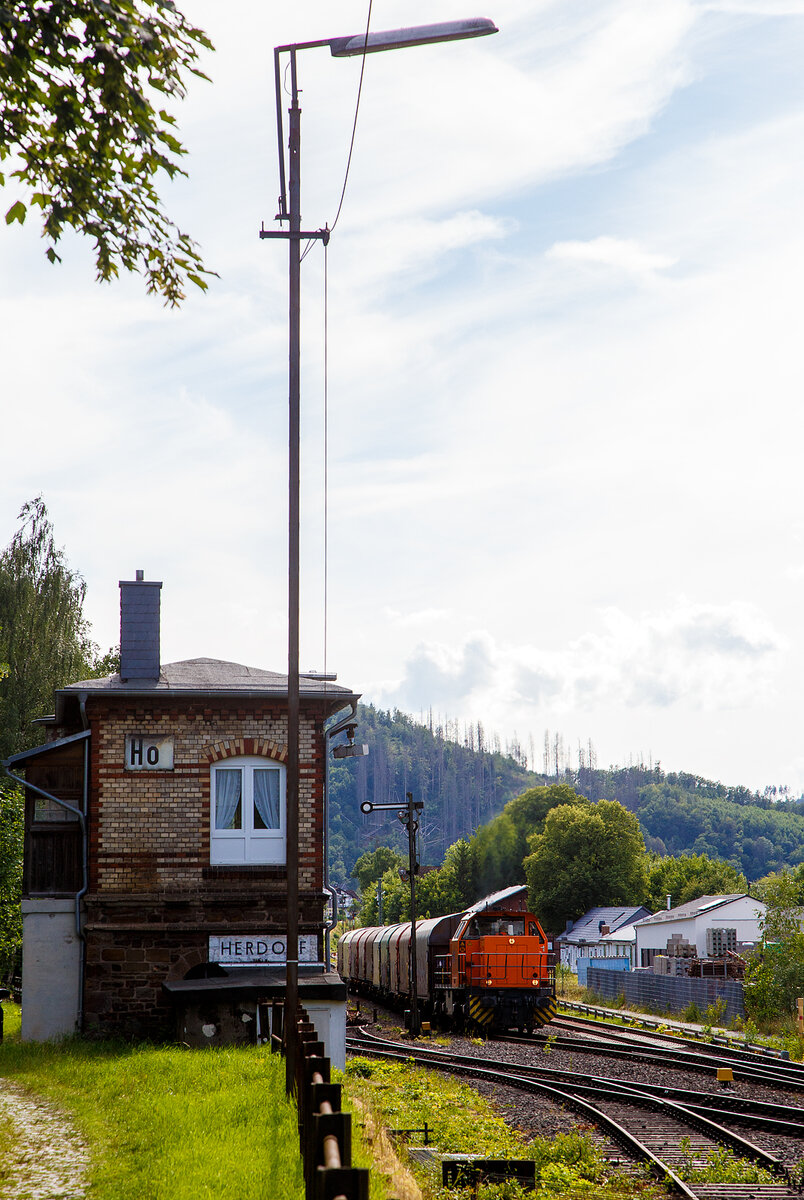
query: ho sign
[{"left": 125, "top": 734, "right": 174, "bottom": 771}]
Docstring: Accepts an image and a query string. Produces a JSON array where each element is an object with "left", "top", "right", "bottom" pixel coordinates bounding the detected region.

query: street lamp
[{"left": 262, "top": 16, "right": 498, "bottom": 1096}]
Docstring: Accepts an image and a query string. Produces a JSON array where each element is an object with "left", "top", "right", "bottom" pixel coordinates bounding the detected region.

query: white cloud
[
  {"left": 3, "top": 0, "right": 804, "bottom": 795},
  {"left": 699, "top": 2, "right": 804, "bottom": 12},
  {"left": 380, "top": 634, "right": 497, "bottom": 710},
  {"left": 378, "top": 600, "right": 784, "bottom": 723},
  {"left": 547, "top": 236, "right": 678, "bottom": 277}
]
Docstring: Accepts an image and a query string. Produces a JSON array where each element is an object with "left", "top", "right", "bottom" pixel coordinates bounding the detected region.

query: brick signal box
[{"left": 7, "top": 574, "right": 356, "bottom": 1058}]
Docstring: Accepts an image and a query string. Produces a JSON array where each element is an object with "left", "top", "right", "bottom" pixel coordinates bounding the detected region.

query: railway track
[
  {"left": 346, "top": 1025, "right": 804, "bottom": 1199},
  {"left": 552, "top": 1011, "right": 801, "bottom": 1068},
  {"left": 501, "top": 1018, "right": 804, "bottom": 1092}
]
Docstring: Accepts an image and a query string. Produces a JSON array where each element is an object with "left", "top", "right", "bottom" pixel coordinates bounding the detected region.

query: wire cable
[
  {"left": 329, "top": 0, "right": 373, "bottom": 234},
  {"left": 301, "top": 0, "right": 373, "bottom": 679}
]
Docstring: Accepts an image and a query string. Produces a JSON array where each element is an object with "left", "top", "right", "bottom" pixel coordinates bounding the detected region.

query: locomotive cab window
[
  {"left": 210, "top": 756, "right": 286, "bottom": 865},
  {"left": 467, "top": 915, "right": 527, "bottom": 937}
]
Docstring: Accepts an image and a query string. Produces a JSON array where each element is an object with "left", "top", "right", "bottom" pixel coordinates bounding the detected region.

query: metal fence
[
  {"left": 273, "top": 1000, "right": 369, "bottom": 1200},
  {"left": 584, "top": 966, "right": 745, "bottom": 1022}
]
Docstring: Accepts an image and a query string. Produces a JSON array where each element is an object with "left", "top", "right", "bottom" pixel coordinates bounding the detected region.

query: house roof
[
  {"left": 561, "top": 906, "right": 651, "bottom": 945},
  {"left": 633, "top": 894, "right": 762, "bottom": 927},
  {"left": 48, "top": 659, "right": 359, "bottom": 723},
  {"left": 62, "top": 658, "right": 356, "bottom": 696}
]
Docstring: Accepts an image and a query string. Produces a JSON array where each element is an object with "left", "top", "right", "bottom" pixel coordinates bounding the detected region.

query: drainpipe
[{"left": 323, "top": 702, "right": 359, "bottom": 967}]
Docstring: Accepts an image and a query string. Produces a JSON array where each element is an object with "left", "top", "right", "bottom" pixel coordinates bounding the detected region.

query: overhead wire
[
  {"left": 330, "top": 0, "right": 373, "bottom": 235},
  {"left": 319, "top": 0, "right": 374, "bottom": 681}
]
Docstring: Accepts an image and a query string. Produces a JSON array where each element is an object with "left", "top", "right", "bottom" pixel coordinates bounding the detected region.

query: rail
[
  {"left": 272, "top": 999, "right": 369, "bottom": 1200},
  {"left": 558, "top": 999, "right": 794, "bottom": 1059}
]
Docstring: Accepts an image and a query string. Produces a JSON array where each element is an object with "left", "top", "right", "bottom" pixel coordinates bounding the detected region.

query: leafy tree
[
  {"left": 0, "top": 497, "right": 104, "bottom": 977},
  {"left": 745, "top": 871, "right": 804, "bottom": 1023},
  {"left": 0, "top": 782, "right": 22, "bottom": 982},
  {"left": 440, "top": 838, "right": 479, "bottom": 910},
  {"left": 352, "top": 845, "right": 404, "bottom": 894},
  {"left": 644, "top": 852, "right": 747, "bottom": 912},
  {"left": 524, "top": 800, "right": 647, "bottom": 930},
  {"left": 753, "top": 863, "right": 804, "bottom": 907},
  {"left": 0, "top": 497, "right": 100, "bottom": 761},
  {"left": 472, "top": 784, "right": 588, "bottom": 894},
  {"left": 1, "top": 2, "right": 214, "bottom": 304},
  {"left": 359, "top": 867, "right": 406, "bottom": 925}
]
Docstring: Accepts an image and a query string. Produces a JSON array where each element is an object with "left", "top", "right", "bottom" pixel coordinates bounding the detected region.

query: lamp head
[
  {"left": 332, "top": 723, "right": 369, "bottom": 759},
  {"left": 332, "top": 740, "right": 369, "bottom": 759},
  {"left": 329, "top": 17, "right": 498, "bottom": 57}
]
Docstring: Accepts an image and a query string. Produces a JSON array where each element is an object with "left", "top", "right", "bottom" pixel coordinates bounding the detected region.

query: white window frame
[{"left": 210, "top": 756, "right": 286, "bottom": 865}]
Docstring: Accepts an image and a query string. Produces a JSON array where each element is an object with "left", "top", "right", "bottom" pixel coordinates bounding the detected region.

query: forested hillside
[
  {"left": 327, "top": 704, "right": 538, "bottom": 884},
  {"left": 573, "top": 764, "right": 804, "bottom": 881},
  {"left": 328, "top": 707, "right": 804, "bottom": 887}
]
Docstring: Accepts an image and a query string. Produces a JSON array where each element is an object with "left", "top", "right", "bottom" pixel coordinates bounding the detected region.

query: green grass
[
  {"left": 343, "top": 1057, "right": 665, "bottom": 1199},
  {"left": 0, "top": 1003, "right": 304, "bottom": 1200},
  {"left": 1, "top": 1002, "right": 20, "bottom": 1041}
]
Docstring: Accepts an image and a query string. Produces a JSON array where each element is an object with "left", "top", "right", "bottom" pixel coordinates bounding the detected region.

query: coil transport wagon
[{"left": 338, "top": 886, "right": 556, "bottom": 1033}]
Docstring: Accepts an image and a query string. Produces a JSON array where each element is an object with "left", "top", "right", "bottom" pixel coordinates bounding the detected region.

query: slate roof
[
  {"left": 633, "top": 894, "right": 760, "bottom": 927},
  {"left": 59, "top": 658, "right": 357, "bottom": 699},
  {"left": 561, "top": 906, "right": 652, "bottom": 945}
]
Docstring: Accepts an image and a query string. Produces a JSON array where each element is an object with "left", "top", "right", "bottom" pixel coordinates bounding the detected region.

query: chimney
[
  {"left": 666, "top": 894, "right": 672, "bottom": 910},
  {"left": 119, "top": 571, "right": 162, "bottom": 681}
]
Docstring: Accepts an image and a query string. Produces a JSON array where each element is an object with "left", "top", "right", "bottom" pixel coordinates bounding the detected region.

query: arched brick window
[{"left": 210, "top": 755, "right": 286, "bottom": 865}]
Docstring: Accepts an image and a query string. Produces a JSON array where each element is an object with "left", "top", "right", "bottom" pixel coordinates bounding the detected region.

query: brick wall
[
  {"left": 86, "top": 697, "right": 324, "bottom": 893},
  {"left": 79, "top": 695, "right": 329, "bottom": 1037}
]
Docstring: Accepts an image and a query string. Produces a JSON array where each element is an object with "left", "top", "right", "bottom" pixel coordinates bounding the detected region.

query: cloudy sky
[{"left": 2, "top": 0, "right": 804, "bottom": 793}]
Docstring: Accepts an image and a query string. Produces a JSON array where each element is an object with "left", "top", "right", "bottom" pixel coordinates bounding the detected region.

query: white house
[
  {"left": 633, "top": 894, "right": 766, "bottom": 968},
  {"left": 558, "top": 906, "right": 652, "bottom": 972},
  {"left": 599, "top": 923, "right": 639, "bottom": 969}
]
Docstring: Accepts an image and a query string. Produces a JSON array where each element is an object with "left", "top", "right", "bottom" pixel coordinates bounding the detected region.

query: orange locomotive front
[{"left": 439, "top": 904, "right": 556, "bottom": 1032}]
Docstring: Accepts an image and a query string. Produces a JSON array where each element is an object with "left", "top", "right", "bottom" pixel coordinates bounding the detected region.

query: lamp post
[{"left": 262, "top": 16, "right": 498, "bottom": 1097}]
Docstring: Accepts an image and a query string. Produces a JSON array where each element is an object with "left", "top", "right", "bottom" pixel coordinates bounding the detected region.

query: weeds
[
  {"left": 343, "top": 1057, "right": 663, "bottom": 1199},
  {"left": 677, "top": 1138, "right": 776, "bottom": 1184}
]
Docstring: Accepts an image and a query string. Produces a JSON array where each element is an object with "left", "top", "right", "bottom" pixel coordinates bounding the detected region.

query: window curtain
[
  {"left": 215, "top": 769, "right": 242, "bottom": 829},
  {"left": 254, "top": 768, "right": 280, "bottom": 829}
]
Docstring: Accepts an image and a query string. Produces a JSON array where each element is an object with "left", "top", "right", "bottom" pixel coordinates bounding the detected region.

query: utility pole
[{"left": 264, "top": 13, "right": 498, "bottom": 1095}]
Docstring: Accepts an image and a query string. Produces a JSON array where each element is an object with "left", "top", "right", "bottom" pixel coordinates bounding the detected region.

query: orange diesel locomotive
[{"left": 338, "top": 886, "right": 556, "bottom": 1033}]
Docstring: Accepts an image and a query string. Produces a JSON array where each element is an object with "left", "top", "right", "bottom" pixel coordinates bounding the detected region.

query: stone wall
[{"left": 585, "top": 966, "right": 745, "bottom": 1022}]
